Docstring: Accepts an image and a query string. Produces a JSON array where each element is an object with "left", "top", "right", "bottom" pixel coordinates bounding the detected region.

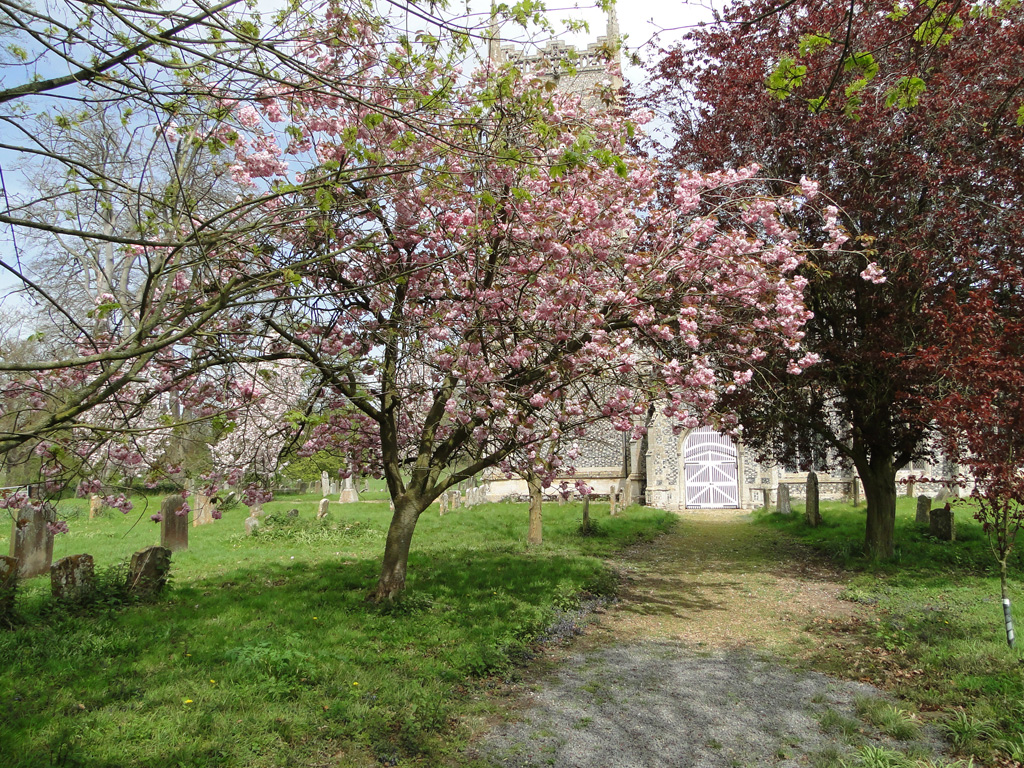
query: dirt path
[
  {"left": 467, "top": 511, "right": 947, "bottom": 768},
  {"left": 587, "top": 510, "right": 855, "bottom": 650}
]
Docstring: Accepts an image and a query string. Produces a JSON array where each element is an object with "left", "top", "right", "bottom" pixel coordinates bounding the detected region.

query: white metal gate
[{"left": 683, "top": 427, "right": 739, "bottom": 508}]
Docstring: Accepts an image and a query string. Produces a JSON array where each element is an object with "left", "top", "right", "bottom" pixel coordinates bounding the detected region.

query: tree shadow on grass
[{"left": 0, "top": 545, "right": 614, "bottom": 768}]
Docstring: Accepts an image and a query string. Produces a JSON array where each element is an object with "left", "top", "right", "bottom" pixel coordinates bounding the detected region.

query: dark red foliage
[{"left": 643, "top": 0, "right": 1024, "bottom": 557}]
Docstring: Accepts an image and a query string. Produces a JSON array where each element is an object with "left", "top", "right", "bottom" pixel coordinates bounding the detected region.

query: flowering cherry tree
[{"left": 223, "top": 20, "right": 838, "bottom": 598}]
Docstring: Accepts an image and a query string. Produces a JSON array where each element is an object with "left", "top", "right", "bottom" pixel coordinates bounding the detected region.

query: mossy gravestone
[
  {"left": 127, "top": 546, "right": 171, "bottom": 597},
  {"left": 160, "top": 495, "right": 188, "bottom": 552},
  {"left": 805, "top": 472, "right": 821, "bottom": 528},
  {"left": 51, "top": 554, "right": 96, "bottom": 603},
  {"left": 916, "top": 495, "right": 931, "bottom": 526},
  {"left": 930, "top": 503, "right": 955, "bottom": 541},
  {"left": 9, "top": 502, "right": 56, "bottom": 578}
]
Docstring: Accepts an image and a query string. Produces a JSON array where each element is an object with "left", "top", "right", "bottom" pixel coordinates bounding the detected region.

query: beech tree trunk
[
  {"left": 374, "top": 498, "right": 423, "bottom": 600},
  {"left": 527, "top": 473, "right": 543, "bottom": 546},
  {"left": 860, "top": 457, "right": 897, "bottom": 560}
]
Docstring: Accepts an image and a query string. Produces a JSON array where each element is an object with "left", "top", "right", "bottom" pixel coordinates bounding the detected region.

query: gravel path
[{"left": 468, "top": 512, "right": 947, "bottom": 768}]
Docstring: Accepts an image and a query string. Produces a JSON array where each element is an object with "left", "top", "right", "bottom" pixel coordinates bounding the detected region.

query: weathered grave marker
[
  {"left": 609, "top": 486, "right": 618, "bottom": 516},
  {"left": 317, "top": 498, "right": 330, "bottom": 520},
  {"left": 127, "top": 546, "right": 172, "bottom": 596},
  {"left": 916, "top": 495, "right": 931, "bottom": 526},
  {"left": 193, "top": 491, "right": 214, "bottom": 527},
  {"left": 805, "top": 471, "right": 821, "bottom": 528},
  {"left": 160, "top": 495, "right": 189, "bottom": 552},
  {"left": 244, "top": 512, "right": 260, "bottom": 536},
  {"left": 9, "top": 502, "right": 56, "bottom": 578},
  {"left": 287, "top": 508, "right": 300, "bottom": 518},
  {"left": 89, "top": 494, "right": 103, "bottom": 520},
  {"left": 339, "top": 476, "right": 359, "bottom": 503},
  {"left": 321, "top": 471, "right": 331, "bottom": 498},
  {"left": 930, "top": 503, "right": 955, "bottom": 541},
  {"left": 778, "top": 483, "right": 792, "bottom": 515},
  {"left": 51, "top": 554, "right": 95, "bottom": 602}
]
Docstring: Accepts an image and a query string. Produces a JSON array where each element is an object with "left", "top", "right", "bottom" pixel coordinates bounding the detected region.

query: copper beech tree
[
  {"left": 645, "top": 0, "right": 1024, "bottom": 558},
  {"left": 927, "top": 289, "right": 1024, "bottom": 648}
]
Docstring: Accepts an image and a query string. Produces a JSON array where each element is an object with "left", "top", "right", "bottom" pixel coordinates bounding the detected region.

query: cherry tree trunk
[
  {"left": 374, "top": 498, "right": 423, "bottom": 600},
  {"left": 861, "top": 460, "right": 897, "bottom": 560},
  {"left": 527, "top": 474, "right": 543, "bottom": 546}
]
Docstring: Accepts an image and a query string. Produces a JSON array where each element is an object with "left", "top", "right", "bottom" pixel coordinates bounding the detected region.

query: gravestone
[
  {"left": 778, "top": 483, "right": 792, "bottom": 515},
  {"left": 126, "top": 546, "right": 172, "bottom": 596},
  {"left": 930, "top": 503, "right": 955, "bottom": 541},
  {"left": 249, "top": 503, "right": 264, "bottom": 518},
  {"left": 935, "top": 486, "right": 952, "bottom": 503},
  {"left": 805, "top": 472, "right": 821, "bottom": 528},
  {"left": 852, "top": 477, "right": 860, "bottom": 507},
  {"left": 160, "top": 495, "right": 188, "bottom": 552},
  {"left": 317, "top": 498, "right": 330, "bottom": 520},
  {"left": 0, "top": 555, "right": 17, "bottom": 620},
  {"left": 287, "top": 508, "right": 300, "bottom": 518},
  {"left": 9, "top": 502, "right": 56, "bottom": 578},
  {"left": 339, "top": 476, "right": 359, "bottom": 503},
  {"left": 51, "top": 554, "right": 95, "bottom": 602},
  {"left": 321, "top": 471, "right": 330, "bottom": 498},
  {"left": 439, "top": 494, "right": 447, "bottom": 516},
  {"left": 193, "top": 491, "right": 214, "bottom": 527},
  {"left": 609, "top": 486, "right": 618, "bottom": 516},
  {"left": 244, "top": 513, "right": 260, "bottom": 536},
  {"left": 89, "top": 494, "right": 103, "bottom": 520},
  {"left": 915, "top": 495, "right": 931, "bottom": 526},
  {"left": 581, "top": 496, "right": 593, "bottom": 534}
]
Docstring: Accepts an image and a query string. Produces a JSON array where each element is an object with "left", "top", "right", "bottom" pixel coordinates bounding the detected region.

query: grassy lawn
[
  {"left": 0, "top": 493, "right": 675, "bottom": 767},
  {"left": 755, "top": 496, "right": 1024, "bottom": 765}
]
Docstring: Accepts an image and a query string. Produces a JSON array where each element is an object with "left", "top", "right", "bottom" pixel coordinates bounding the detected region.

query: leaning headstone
[
  {"left": 317, "top": 498, "right": 330, "bottom": 520},
  {"left": 935, "top": 486, "right": 951, "bottom": 503},
  {"left": 778, "top": 483, "right": 792, "bottom": 515},
  {"left": 89, "top": 494, "right": 103, "bottom": 520},
  {"left": 916, "top": 495, "right": 931, "bottom": 526},
  {"left": 126, "top": 546, "right": 172, "bottom": 597},
  {"left": 160, "top": 495, "right": 188, "bottom": 552},
  {"left": 192, "top": 491, "right": 214, "bottom": 527},
  {"left": 286, "top": 508, "right": 300, "bottom": 518},
  {"left": 930, "top": 503, "right": 955, "bottom": 541},
  {"left": 244, "top": 513, "right": 260, "bottom": 536},
  {"left": 805, "top": 471, "right": 821, "bottom": 528},
  {"left": 339, "top": 476, "right": 359, "bottom": 503},
  {"left": 50, "top": 554, "right": 95, "bottom": 603},
  {"left": 9, "top": 502, "right": 56, "bottom": 578},
  {"left": 0, "top": 555, "right": 17, "bottom": 621}
]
